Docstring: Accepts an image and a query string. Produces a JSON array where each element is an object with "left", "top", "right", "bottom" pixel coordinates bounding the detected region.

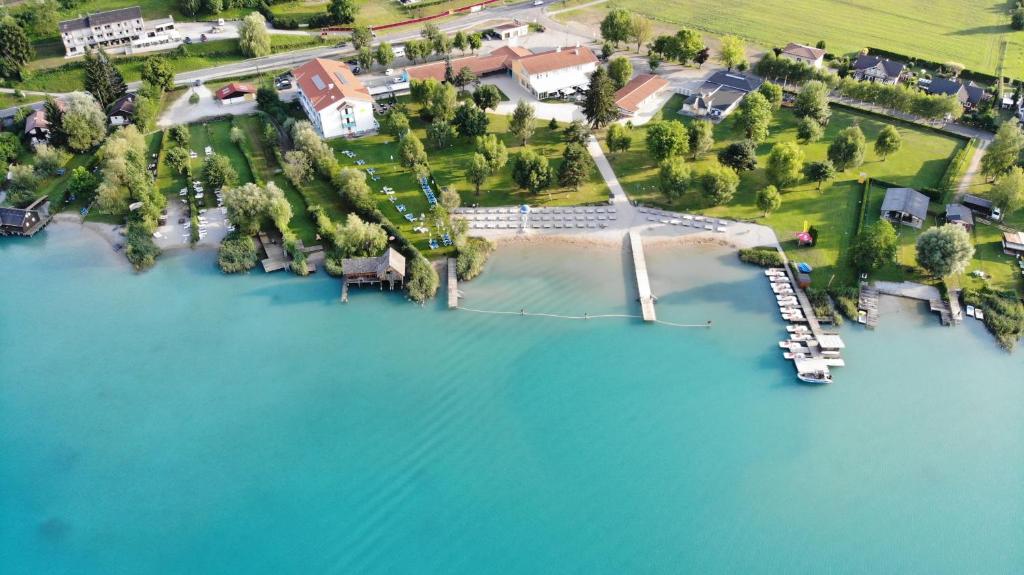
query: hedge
[{"left": 738, "top": 247, "right": 785, "bottom": 267}]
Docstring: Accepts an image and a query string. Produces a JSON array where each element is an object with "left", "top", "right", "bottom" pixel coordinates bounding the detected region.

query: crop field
[{"left": 559, "top": 0, "right": 1024, "bottom": 78}]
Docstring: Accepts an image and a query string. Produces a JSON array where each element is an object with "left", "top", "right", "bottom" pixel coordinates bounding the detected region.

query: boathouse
[
  {"left": 0, "top": 197, "right": 51, "bottom": 237},
  {"left": 342, "top": 248, "right": 406, "bottom": 290}
]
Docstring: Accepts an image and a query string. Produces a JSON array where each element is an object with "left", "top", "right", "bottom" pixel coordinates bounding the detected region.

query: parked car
[
  {"left": 183, "top": 36, "right": 192, "bottom": 44},
  {"left": 533, "top": 0, "right": 543, "bottom": 5},
  {"left": 385, "top": 68, "right": 394, "bottom": 76},
  {"left": 352, "top": 66, "right": 361, "bottom": 74},
  {"left": 992, "top": 207, "right": 1003, "bottom": 221},
  {"left": 200, "top": 33, "right": 208, "bottom": 42}
]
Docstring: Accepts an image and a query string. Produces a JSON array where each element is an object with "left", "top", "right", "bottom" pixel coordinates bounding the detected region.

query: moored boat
[{"left": 797, "top": 369, "right": 832, "bottom": 384}]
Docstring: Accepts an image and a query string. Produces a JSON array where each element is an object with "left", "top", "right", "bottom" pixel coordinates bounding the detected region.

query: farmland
[{"left": 556, "top": 0, "right": 1024, "bottom": 79}]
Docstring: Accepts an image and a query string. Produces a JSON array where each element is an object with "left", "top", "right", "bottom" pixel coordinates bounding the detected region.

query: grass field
[
  {"left": 604, "top": 96, "right": 966, "bottom": 286},
  {"left": 327, "top": 103, "right": 610, "bottom": 254},
  {"left": 263, "top": 0, "right": 490, "bottom": 26},
  {"left": 558, "top": 0, "right": 1024, "bottom": 78},
  {"left": 20, "top": 35, "right": 321, "bottom": 92}
]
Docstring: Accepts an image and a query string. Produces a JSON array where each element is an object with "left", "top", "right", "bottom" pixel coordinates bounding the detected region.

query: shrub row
[
  {"left": 962, "top": 288, "right": 1024, "bottom": 350},
  {"left": 738, "top": 247, "right": 784, "bottom": 267}
]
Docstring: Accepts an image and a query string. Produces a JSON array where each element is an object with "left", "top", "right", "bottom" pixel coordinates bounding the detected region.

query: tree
[
  {"left": 803, "top": 160, "right": 836, "bottom": 191},
  {"left": 582, "top": 66, "right": 619, "bottom": 128},
  {"left": 168, "top": 124, "right": 191, "bottom": 148},
  {"left": 432, "top": 32, "right": 453, "bottom": 57},
  {"left": 0, "top": 132, "right": 22, "bottom": 164},
  {"left": 381, "top": 109, "right": 410, "bottom": 141},
  {"left": 181, "top": 0, "right": 202, "bottom": 16},
  {"left": 850, "top": 219, "right": 898, "bottom": 272},
  {"left": 564, "top": 120, "right": 590, "bottom": 145},
  {"left": 688, "top": 119, "right": 714, "bottom": 159},
  {"left": 375, "top": 42, "right": 395, "bottom": 69},
  {"left": 756, "top": 185, "right": 782, "bottom": 216},
  {"left": 357, "top": 46, "right": 374, "bottom": 71},
  {"left": 601, "top": 42, "right": 615, "bottom": 61},
  {"left": 797, "top": 117, "right": 823, "bottom": 144},
  {"left": 141, "top": 56, "right": 174, "bottom": 91},
  {"left": 452, "top": 102, "right": 489, "bottom": 138},
  {"left": 6, "top": 164, "right": 39, "bottom": 205},
  {"left": 34, "top": 144, "right": 71, "bottom": 174},
  {"left": 736, "top": 91, "right": 772, "bottom": 142},
  {"left": 694, "top": 47, "right": 710, "bottom": 68},
  {"left": 512, "top": 150, "right": 553, "bottom": 194},
  {"left": 607, "top": 57, "right": 633, "bottom": 90},
  {"left": 915, "top": 224, "right": 974, "bottom": 277},
  {"left": 717, "top": 140, "right": 758, "bottom": 171},
  {"left": 202, "top": 154, "right": 238, "bottom": 191},
  {"left": 766, "top": 142, "right": 805, "bottom": 189},
  {"left": 476, "top": 134, "right": 508, "bottom": 172},
  {"left": 350, "top": 26, "right": 372, "bottom": 50},
  {"left": 238, "top": 12, "right": 271, "bottom": 57},
  {"left": 427, "top": 118, "right": 456, "bottom": 149},
  {"left": 600, "top": 8, "right": 633, "bottom": 46},
  {"left": 874, "top": 125, "right": 902, "bottom": 161},
  {"left": 990, "top": 166, "right": 1024, "bottom": 214},
  {"left": 673, "top": 28, "right": 704, "bottom": 64},
  {"left": 558, "top": 143, "right": 593, "bottom": 192},
  {"left": 758, "top": 82, "right": 783, "bottom": 111},
  {"left": 453, "top": 31, "right": 468, "bottom": 55},
  {"left": 453, "top": 67, "right": 477, "bottom": 93},
  {"left": 218, "top": 234, "right": 258, "bottom": 273},
  {"left": 719, "top": 35, "right": 746, "bottom": 71},
  {"left": 606, "top": 122, "right": 633, "bottom": 153},
  {"left": 648, "top": 55, "right": 661, "bottom": 72},
  {"left": 282, "top": 150, "right": 312, "bottom": 186},
  {"left": 204, "top": 0, "right": 223, "bottom": 14},
  {"left": 223, "top": 183, "right": 269, "bottom": 234},
  {"left": 467, "top": 33, "right": 482, "bottom": 54},
  {"left": 61, "top": 92, "right": 107, "bottom": 152},
  {"left": 472, "top": 84, "right": 501, "bottom": 111},
  {"left": 509, "top": 100, "right": 536, "bottom": 145},
  {"left": 66, "top": 166, "right": 99, "bottom": 200},
  {"left": 658, "top": 157, "right": 691, "bottom": 199},
  {"left": 793, "top": 80, "right": 831, "bottom": 125},
  {"left": 399, "top": 132, "right": 429, "bottom": 172},
  {"left": 165, "top": 146, "right": 191, "bottom": 176},
  {"left": 1014, "top": 8, "right": 1024, "bottom": 31},
  {"left": 328, "top": 0, "right": 357, "bottom": 24},
  {"left": 407, "top": 256, "right": 439, "bottom": 302},
  {"left": 83, "top": 48, "right": 126, "bottom": 109},
  {"left": 428, "top": 82, "right": 458, "bottom": 122},
  {"left": 645, "top": 120, "right": 689, "bottom": 160},
  {"left": 0, "top": 18, "right": 33, "bottom": 80},
  {"left": 630, "top": 15, "right": 653, "bottom": 53},
  {"left": 981, "top": 119, "right": 1024, "bottom": 179},
  {"left": 229, "top": 126, "right": 244, "bottom": 145},
  {"left": 827, "top": 126, "right": 866, "bottom": 171},
  {"left": 701, "top": 164, "right": 740, "bottom": 205},
  {"left": 466, "top": 153, "right": 491, "bottom": 195}
]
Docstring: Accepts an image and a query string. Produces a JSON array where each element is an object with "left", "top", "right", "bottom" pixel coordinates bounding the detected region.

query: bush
[
  {"left": 407, "top": 256, "right": 439, "bottom": 303},
  {"left": 738, "top": 247, "right": 784, "bottom": 267},
  {"left": 828, "top": 286, "right": 860, "bottom": 322},
  {"left": 125, "top": 221, "right": 160, "bottom": 271},
  {"left": 218, "top": 233, "right": 258, "bottom": 273},
  {"left": 455, "top": 237, "right": 494, "bottom": 281},
  {"left": 962, "top": 288, "right": 1024, "bottom": 351}
]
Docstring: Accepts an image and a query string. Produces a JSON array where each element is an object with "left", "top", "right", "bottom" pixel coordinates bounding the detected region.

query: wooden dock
[
  {"left": 858, "top": 282, "right": 880, "bottom": 329},
  {"left": 447, "top": 257, "right": 458, "bottom": 309},
  {"left": 627, "top": 231, "right": 656, "bottom": 322},
  {"left": 875, "top": 281, "right": 953, "bottom": 326}
]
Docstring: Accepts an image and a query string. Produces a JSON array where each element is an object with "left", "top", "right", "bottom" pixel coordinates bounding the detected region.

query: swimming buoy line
[{"left": 454, "top": 306, "right": 712, "bottom": 328}]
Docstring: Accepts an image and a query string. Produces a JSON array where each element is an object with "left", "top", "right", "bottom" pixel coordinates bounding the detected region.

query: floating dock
[
  {"left": 627, "top": 231, "right": 656, "bottom": 322},
  {"left": 447, "top": 257, "right": 458, "bottom": 309}
]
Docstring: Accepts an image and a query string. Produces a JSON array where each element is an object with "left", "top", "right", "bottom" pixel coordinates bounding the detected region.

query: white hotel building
[
  {"left": 59, "top": 7, "right": 179, "bottom": 57},
  {"left": 293, "top": 58, "right": 377, "bottom": 139}
]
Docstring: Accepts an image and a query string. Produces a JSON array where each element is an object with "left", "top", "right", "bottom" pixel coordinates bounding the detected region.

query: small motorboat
[
  {"left": 975, "top": 308, "right": 985, "bottom": 320},
  {"left": 783, "top": 352, "right": 808, "bottom": 360},
  {"left": 797, "top": 370, "right": 832, "bottom": 384},
  {"left": 787, "top": 325, "right": 810, "bottom": 333},
  {"left": 966, "top": 304, "right": 975, "bottom": 317},
  {"left": 857, "top": 310, "right": 867, "bottom": 324}
]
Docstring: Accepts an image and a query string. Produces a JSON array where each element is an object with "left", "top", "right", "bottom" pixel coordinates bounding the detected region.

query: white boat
[
  {"left": 797, "top": 370, "right": 832, "bottom": 384},
  {"left": 857, "top": 310, "right": 867, "bottom": 324},
  {"left": 783, "top": 352, "right": 808, "bottom": 360},
  {"left": 975, "top": 308, "right": 985, "bottom": 320},
  {"left": 786, "top": 325, "right": 810, "bottom": 333},
  {"left": 966, "top": 304, "right": 975, "bottom": 317}
]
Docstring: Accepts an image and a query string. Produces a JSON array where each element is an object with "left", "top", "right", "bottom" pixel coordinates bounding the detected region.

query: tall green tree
[
  {"left": 701, "top": 164, "right": 740, "bottom": 205},
  {"left": 357, "top": 46, "right": 374, "bottom": 71},
  {"left": 915, "top": 224, "right": 974, "bottom": 277},
  {"left": 850, "top": 219, "right": 898, "bottom": 272},
  {"left": 43, "top": 97, "right": 67, "bottom": 147},
  {"left": 328, "top": 0, "right": 357, "bottom": 24},
  {"left": 512, "top": 150, "right": 553, "bottom": 194},
  {"left": 990, "top": 166, "right": 1024, "bottom": 214},
  {"left": 606, "top": 122, "right": 633, "bottom": 153},
  {"left": 756, "top": 185, "right": 782, "bottom": 216},
  {"left": 828, "top": 126, "right": 866, "bottom": 171},
  {"left": 765, "top": 142, "right": 805, "bottom": 189},
  {"left": 427, "top": 118, "right": 456, "bottom": 149},
  {"left": 141, "top": 56, "right": 174, "bottom": 91},
  {"left": 84, "top": 48, "right": 126, "bottom": 109},
  {"left": 476, "top": 134, "right": 508, "bottom": 172},
  {"left": 600, "top": 8, "right": 633, "bottom": 46},
  {"left": 629, "top": 15, "right": 652, "bottom": 53},
  {"left": 736, "top": 91, "right": 772, "bottom": 142},
  {"left": 645, "top": 120, "right": 689, "bottom": 160},
  {"left": 793, "top": 80, "right": 831, "bottom": 125},
  {"left": 688, "top": 119, "right": 714, "bottom": 159},
  {"left": 239, "top": 12, "right": 271, "bottom": 57},
  {"left": 803, "top": 160, "right": 836, "bottom": 191},
  {"left": 453, "top": 31, "right": 468, "bottom": 54},
  {"left": 509, "top": 100, "right": 536, "bottom": 146},
  {"left": 717, "top": 140, "right": 758, "bottom": 171},
  {"left": 558, "top": 143, "right": 593, "bottom": 192},
  {"left": 375, "top": 42, "right": 395, "bottom": 69},
  {"left": 719, "top": 35, "right": 746, "bottom": 70},
  {"left": 658, "top": 157, "right": 691, "bottom": 199},
  {"left": 0, "top": 17, "right": 34, "bottom": 80},
  {"left": 796, "top": 117, "right": 823, "bottom": 144},
  {"left": 453, "top": 102, "right": 489, "bottom": 138},
  {"left": 472, "top": 84, "right": 501, "bottom": 111},
  {"left": 61, "top": 92, "right": 106, "bottom": 152},
  {"left": 981, "top": 118, "right": 1024, "bottom": 180},
  {"left": 758, "top": 82, "right": 783, "bottom": 110},
  {"left": 466, "top": 152, "right": 491, "bottom": 195},
  {"left": 350, "top": 26, "right": 372, "bottom": 50},
  {"left": 202, "top": 154, "right": 238, "bottom": 191},
  {"left": 874, "top": 125, "right": 902, "bottom": 160},
  {"left": 563, "top": 120, "right": 590, "bottom": 145},
  {"left": 399, "top": 132, "right": 429, "bottom": 173},
  {"left": 673, "top": 28, "right": 704, "bottom": 65},
  {"left": 582, "top": 66, "right": 618, "bottom": 129},
  {"left": 607, "top": 57, "right": 633, "bottom": 90}
]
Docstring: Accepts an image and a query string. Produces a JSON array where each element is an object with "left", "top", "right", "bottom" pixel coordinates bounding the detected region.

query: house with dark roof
[
  {"left": 881, "top": 187, "right": 929, "bottom": 228},
  {"left": 23, "top": 110, "right": 51, "bottom": 147},
  {"left": 961, "top": 193, "right": 995, "bottom": 217},
  {"left": 0, "top": 197, "right": 51, "bottom": 237},
  {"left": 293, "top": 58, "right": 375, "bottom": 138},
  {"left": 59, "top": 7, "right": 144, "bottom": 56},
  {"left": 1003, "top": 231, "right": 1024, "bottom": 257},
  {"left": 109, "top": 94, "right": 136, "bottom": 126},
  {"left": 681, "top": 71, "right": 764, "bottom": 119},
  {"left": 215, "top": 82, "right": 257, "bottom": 105},
  {"left": 852, "top": 55, "right": 905, "bottom": 84},
  {"left": 614, "top": 74, "right": 669, "bottom": 116},
  {"left": 342, "top": 248, "right": 406, "bottom": 290},
  {"left": 780, "top": 43, "right": 826, "bottom": 68},
  {"left": 919, "top": 77, "right": 988, "bottom": 110},
  {"left": 943, "top": 203, "right": 974, "bottom": 231}
]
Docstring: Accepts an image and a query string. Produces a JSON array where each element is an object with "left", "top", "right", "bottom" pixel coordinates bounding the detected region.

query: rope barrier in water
[{"left": 455, "top": 306, "right": 712, "bottom": 329}]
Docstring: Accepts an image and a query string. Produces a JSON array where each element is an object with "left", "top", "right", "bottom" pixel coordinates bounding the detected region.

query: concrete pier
[
  {"left": 447, "top": 257, "right": 458, "bottom": 309},
  {"left": 628, "top": 231, "right": 656, "bottom": 322}
]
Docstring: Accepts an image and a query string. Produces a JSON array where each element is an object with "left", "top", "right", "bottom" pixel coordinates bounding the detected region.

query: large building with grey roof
[{"left": 59, "top": 7, "right": 179, "bottom": 57}]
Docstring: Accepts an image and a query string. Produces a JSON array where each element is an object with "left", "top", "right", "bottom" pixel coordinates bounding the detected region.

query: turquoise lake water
[{"left": 2, "top": 224, "right": 1023, "bottom": 574}]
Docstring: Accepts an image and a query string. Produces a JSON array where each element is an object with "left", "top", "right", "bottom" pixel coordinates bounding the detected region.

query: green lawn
[
  {"left": 20, "top": 36, "right": 322, "bottom": 92},
  {"left": 265, "top": 0, "right": 487, "bottom": 26},
  {"left": 604, "top": 96, "right": 966, "bottom": 286},
  {"left": 557, "top": 0, "right": 1024, "bottom": 79},
  {"left": 327, "top": 103, "right": 610, "bottom": 254}
]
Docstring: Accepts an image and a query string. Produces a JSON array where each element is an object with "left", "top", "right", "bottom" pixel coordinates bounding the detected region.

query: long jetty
[
  {"left": 628, "top": 231, "right": 656, "bottom": 322},
  {"left": 447, "top": 257, "right": 458, "bottom": 309}
]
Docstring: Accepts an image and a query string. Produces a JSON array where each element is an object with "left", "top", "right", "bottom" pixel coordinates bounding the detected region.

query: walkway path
[{"left": 954, "top": 139, "right": 989, "bottom": 202}]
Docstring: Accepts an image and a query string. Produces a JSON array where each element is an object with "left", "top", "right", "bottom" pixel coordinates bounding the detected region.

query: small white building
[
  {"left": 779, "top": 43, "right": 825, "bottom": 68},
  {"left": 293, "top": 58, "right": 376, "bottom": 139},
  {"left": 492, "top": 22, "right": 529, "bottom": 41},
  {"left": 510, "top": 46, "right": 598, "bottom": 99}
]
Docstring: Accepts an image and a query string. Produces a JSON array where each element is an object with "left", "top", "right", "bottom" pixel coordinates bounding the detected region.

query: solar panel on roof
[{"left": 311, "top": 75, "right": 326, "bottom": 90}]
